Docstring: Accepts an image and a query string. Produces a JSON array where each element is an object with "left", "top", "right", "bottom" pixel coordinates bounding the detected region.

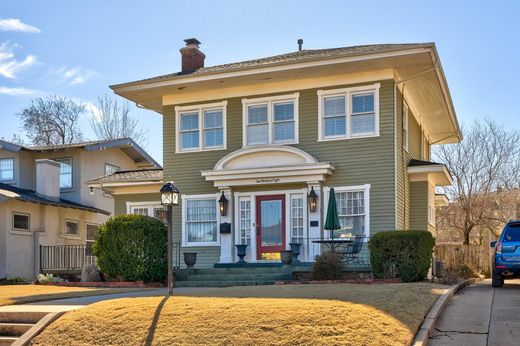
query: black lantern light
[
  {"left": 160, "top": 182, "right": 180, "bottom": 206},
  {"left": 307, "top": 186, "right": 318, "bottom": 213},
  {"left": 218, "top": 191, "right": 229, "bottom": 216}
]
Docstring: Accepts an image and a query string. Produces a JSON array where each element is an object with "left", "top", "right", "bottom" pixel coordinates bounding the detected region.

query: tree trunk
[{"left": 463, "top": 231, "right": 470, "bottom": 245}]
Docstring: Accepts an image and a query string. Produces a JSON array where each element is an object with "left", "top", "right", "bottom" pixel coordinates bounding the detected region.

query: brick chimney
[
  {"left": 36, "top": 159, "right": 60, "bottom": 200},
  {"left": 180, "top": 38, "right": 205, "bottom": 73}
]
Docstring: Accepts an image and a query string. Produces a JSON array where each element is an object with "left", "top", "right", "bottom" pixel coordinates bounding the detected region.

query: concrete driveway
[{"left": 430, "top": 279, "right": 520, "bottom": 345}]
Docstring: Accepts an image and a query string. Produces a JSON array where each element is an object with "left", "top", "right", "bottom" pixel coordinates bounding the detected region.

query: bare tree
[
  {"left": 18, "top": 95, "right": 85, "bottom": 145},
  {"left": 435, "top": 119, "right": 520, "bottom": 244},
  {"left": 89, "top": 94, "right": 148, "bottom": 147}
]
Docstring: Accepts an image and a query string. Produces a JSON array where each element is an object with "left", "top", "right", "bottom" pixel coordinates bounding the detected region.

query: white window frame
[
  {"left": 290, "top": 194, "right": 305, "bottom": 244},
  {"left": 237, "top": 196, "right": 252, "bottom": 246},
  {"left": 175, "top": 101, "right": 227, "bottom": 153},
  {"left": 403, "top": 101, "right": 409, "bottom": 151},
  {"left": 323, "top": 184, "right": 371, "bottom": 238},
  {"left": 317, "top": 83, "right": 380, "bottom": 141},
  {"left": 242, "top": 93, "right": 300, "bottom": 147},
  {"left": 55, "top": 157, "right": 73, "bottom": 190},
  {"left": 0, "top": 157, "right": 15, "bottom": 183},
  {"left": 181, "top": 193, "right": 220, "bottom": 247},
  {"left": 126, "top": 201, "right": 163, "bottom": 217},
  {"left": 64, "top": 219, "right": 80, "bottom": 237},
  {"left": 12, "top": 212, "right": 30, "bottom": 232}
]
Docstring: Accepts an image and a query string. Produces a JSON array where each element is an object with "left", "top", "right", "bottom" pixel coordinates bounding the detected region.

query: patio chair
[{"left": 340, "top": 235, "right": 365, "bottom": 267}]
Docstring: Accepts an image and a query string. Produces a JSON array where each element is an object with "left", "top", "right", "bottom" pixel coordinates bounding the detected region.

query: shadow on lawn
[{"left": 143, "top": 296, "right": 169, "bottom": 346}]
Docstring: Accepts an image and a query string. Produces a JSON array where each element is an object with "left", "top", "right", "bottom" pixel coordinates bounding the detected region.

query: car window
[{"left": 503, "top": 225, "right": 520, "bottom": 242}]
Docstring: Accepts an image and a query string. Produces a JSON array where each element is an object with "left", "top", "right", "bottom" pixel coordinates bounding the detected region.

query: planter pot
[
  {"left": 289, "top": 243, "right": 302, "bottom": 263},
  {"left": 280, "top": 250, "right": 293, "bottom": 266},
  {"left": 235, "top": 244, "right": 248, "bottom": 264},
  {"left": 183, "top": 252, "right": 197, "bottom": 268}
]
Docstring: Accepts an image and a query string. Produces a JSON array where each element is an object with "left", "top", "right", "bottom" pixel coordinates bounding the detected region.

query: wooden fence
[{"left": 434, "top": 244, "right": 492, "bottom": 274}]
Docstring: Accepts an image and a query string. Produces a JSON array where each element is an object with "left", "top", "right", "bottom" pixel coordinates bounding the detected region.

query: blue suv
[{"left": 491, "top": 220, "right": 520, "bottom": 287}]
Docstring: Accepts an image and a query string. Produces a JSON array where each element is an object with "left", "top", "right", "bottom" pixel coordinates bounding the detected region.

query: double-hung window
[
  {"left": 175, "top": 101, "right": 227, "bottom": 152},
  {"left": 55, "top": 158, "right": 73, "bottom": 189},
  {"left": 318, "top": 84, "right": 379, "bottom": 141},
  {"left": 326, "top": 185, "right": 370, "bottom": 238},
  {"left": 182, "top": 195, "right": 219, "bottom": 246},
  {"left": 243, "top": 93, "right": 299, "bottom": 146},
  {"left": 0, "top": 158, "right": 14, "bottom": 182}
]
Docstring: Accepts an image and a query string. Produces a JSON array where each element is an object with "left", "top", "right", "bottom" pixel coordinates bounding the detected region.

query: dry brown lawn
[
  {"left": 0, "top": 285, "right": 147, "bottom": 306},
  {"left": 31, "top": 283, "right": 445, "bottom": 346}
]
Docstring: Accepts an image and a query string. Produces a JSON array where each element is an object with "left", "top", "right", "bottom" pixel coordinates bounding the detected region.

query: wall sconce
[
  {"left": 307, "top": 186, "right": 318, "bottom": 213},
  {"left": 219, "top": 191, "right": 228, "bottom": 216}
]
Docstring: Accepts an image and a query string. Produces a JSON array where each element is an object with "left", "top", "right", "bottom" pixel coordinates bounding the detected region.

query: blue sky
[{"left": 1, "top": 1, "right": 519, "bottom": 164}]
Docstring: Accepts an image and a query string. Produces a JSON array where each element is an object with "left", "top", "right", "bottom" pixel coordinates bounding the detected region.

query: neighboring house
[
  {"left": 108, "top": 39, "right": 461, "bottom": 268},
  {"left": 0, "top": 138, "right": 160, "bottom": 279}
]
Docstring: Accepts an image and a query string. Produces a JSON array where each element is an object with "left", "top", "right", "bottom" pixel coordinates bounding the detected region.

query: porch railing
[
  {"left": 40, "top": 245, "right": 96, "bottom": 274},
  {"left": 297, "top": 236, "right": 371, "bottom": 268}
]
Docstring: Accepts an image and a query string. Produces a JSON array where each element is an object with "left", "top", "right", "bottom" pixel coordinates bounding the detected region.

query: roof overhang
[
  {"left": 408, "top": 164, "right": 452, "bottom": 186},
  {"left": 88, "top": 181, "right": 163, "bottom": 195},
  {"left": 110, "top": 43, "right": 460, "bottom": 144},
  {"left": 435, "top": 193, "right": 450, "bottom": 206},
  {"left": 201, "top": 146, "right": 334, "bottom": 189}
]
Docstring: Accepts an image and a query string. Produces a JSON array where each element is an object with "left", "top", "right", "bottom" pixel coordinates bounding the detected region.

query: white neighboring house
[{"left": 0, "top": 138, "right": 160, "bottom": 279}]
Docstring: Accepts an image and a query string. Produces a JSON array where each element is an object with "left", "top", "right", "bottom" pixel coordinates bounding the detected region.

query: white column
[
  {"left": 307, "top": 183, "right": 322, "bottom": 261},
  {"left": 219, "top": 189, "right": 233, "bottom": 263}
]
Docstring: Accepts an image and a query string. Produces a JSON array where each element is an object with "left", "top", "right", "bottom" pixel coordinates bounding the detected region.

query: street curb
[
  {"left": 12, "top": 311, "right": 65, "bottom": 346},
  {"left": 412, "top": 277, "right": 482, "bottom": 346}
]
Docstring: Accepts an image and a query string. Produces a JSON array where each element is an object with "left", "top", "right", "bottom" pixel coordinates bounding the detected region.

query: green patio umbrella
[{"left": 324, "top": 187, "right": 341, "bottom": 240}]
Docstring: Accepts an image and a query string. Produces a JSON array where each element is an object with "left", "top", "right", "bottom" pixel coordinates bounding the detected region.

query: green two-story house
[{"left": 108, "top": 39, "right": 460, "bottom": 267}]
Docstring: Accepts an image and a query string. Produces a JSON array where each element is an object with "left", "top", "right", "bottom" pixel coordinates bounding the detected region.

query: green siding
[
  {"left": 409, "top": 181, "right": 429, "bottom": 231},
  {"left": 114, "top": 193, "right": 161, "bottom": 216},
  {"left": 164, "top": 79, "right": 397, "bottom": 267}
]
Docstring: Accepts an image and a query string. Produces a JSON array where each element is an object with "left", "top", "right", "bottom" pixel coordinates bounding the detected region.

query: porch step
[
  {"left": 181, "top": 273, "right": 293, "bottom": 282},
  {"left": 175, "top": 280, "right": 280, "bottom": 288},
  {"left": 0, "top": 336, "right": 18, "bottom": 346},
  {"left": 0, "top": 312, "right": 47, "bottom": 324},
  {"left": 178, "top": 267, "right": 293, "bottom": 275},
  {"left": 0, "top": 323, "right": 33, "bottom": 337}
]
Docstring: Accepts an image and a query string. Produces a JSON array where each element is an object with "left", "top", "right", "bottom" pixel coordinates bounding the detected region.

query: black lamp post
[
  {"left": 218, "top": 191, "right": 228, "bottom": 216},
  {"left": 160, "top": 181, "right": 180, "bottom": 296},
  {"left": 307, "top": 186, "right": 318, "bottom": 213}
]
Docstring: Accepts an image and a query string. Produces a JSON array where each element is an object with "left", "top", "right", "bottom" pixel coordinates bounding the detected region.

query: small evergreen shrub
[
  {"left": 93, "top": 214, "right": 167, "bottom": 283},
  {"left": 369, "top": 230, "right": 435, "bottom": 282},
  {"left": 312, "top": 251, "right": 344, "bottom": 280}
]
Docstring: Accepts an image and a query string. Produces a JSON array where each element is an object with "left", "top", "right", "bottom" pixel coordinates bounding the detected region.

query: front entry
[{"left": 256, "top": 195, "right": 286, "bottom": 260}]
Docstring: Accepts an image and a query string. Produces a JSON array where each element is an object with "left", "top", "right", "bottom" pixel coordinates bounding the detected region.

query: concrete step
[
  {"left": 181, "top": 273, "right": 293, "bottom": 281},
  {"left": 175, "top": 280, "right": 283, "bottom": 288},
  {"left": 0, "top": 312, "right": 47, "bottom": 324},
  {"left": 178, "top": 267, "right": 293, "bottom": 275},
  {"left": 0, "top": 336, "right": 18, "bottom": 346},
  {"left": 0, "top": 323, "right": 33, "bottom": 337}
]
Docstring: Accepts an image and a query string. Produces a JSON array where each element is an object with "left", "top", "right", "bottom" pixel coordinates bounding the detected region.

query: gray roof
[
  {"left": 0, "top": 138, "right": 161, "bottom": 168},
  {"left": 112, "top": 43, "right": 430, "bottom": 87},
  {"left": 0, "top": 183, "right": 110, "bottom": 215},
  {"left": 88, "top": 168, "right": 163, "bottom": 184}
]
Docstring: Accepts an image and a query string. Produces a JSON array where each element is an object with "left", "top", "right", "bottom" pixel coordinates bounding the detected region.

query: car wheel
[{"left": 492, "top": 272, "right": 504, "bottom": 287}]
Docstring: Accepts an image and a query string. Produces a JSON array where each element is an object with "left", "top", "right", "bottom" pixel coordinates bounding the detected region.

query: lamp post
[{"left": 160, "top": 181, "right": 180, "bottom": 296}]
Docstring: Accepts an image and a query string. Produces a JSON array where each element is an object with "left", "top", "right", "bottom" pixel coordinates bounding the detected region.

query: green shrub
[
  {"left": 93, "top": 214, "right": 167, "bottom": 283},
  {"left": 312, "top": 251, "right": 344, "bottom": 280},
  {"left": 369, "top": 230, "right": 435, "bottom": 282}
]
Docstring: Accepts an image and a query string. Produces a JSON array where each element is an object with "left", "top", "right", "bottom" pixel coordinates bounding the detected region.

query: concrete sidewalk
[{"left": 429, "top": 279, "right": 520, "bottom": 345}]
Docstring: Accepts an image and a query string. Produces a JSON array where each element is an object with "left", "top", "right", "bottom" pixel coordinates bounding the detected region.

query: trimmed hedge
[
  {"left": 369, "top": 230, "right": 435, "bottom": 282},
  {"left": 93, "top": 214, "right": 167, "bottom": 283}
]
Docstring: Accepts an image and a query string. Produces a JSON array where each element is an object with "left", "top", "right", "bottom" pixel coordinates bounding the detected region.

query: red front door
[{"left": 256, "top": 195, "right": 286, "bottom": 260}]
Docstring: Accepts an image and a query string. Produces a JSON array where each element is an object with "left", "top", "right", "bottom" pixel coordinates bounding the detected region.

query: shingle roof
[
  {"left": 0, "top": 183, "right": 110, "bottom": 215},
  {"left": 113, "top": 43, "right": 430, "bottom": 86},
  {"left": 28, "top": 138, "right": 120, "bottom": 151},
  {"left": 88, "top": 168, "right": 163, "bottom": 184}
]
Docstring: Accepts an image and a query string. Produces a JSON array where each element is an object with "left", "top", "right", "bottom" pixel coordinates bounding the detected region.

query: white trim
[
  {"left": 393, "top": 83, "right": 398, "bottom": 229},
  {"left": 403, "top": 101, "right": 409, "bottom": 151},
  {"left": 175, "top": 101, "right": 227, "bottom": 153},
  {"left": 317, "top": 83, "right": 380, "bottom": 142},
  {"left": 323, "top": 184, "right": 371, "bottom": 238},
  {"left": 242, "top": 93, "right": 299, "bottom": 147},
  {"left": 126, "top": 201, "right": 162, "bottom": 216},
  {"left": 181, "top": 193, "right": 220, "bottom": 247}
]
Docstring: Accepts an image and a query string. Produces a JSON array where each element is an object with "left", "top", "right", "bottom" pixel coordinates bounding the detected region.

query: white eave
[{"left": 408, "top": 164, "right": 452, "bottom": 186}]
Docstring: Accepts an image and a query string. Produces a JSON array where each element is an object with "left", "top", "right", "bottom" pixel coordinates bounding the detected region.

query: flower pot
[
  {"left": 289, "top": 243, "right": 302, "bottom": 263},
  {"left": 235, "top": 244, "right": 248, "bottom": 264},
  {"left": 183, "top": 252, "right": 197, "bottom": 268},
  {"left": 280, "top": 250, "right": 293, "bottom": 266}
]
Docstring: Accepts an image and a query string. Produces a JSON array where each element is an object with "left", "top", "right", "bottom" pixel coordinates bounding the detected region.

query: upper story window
[
  {"left": 318, "top": 84, "right": 380, "bottom": 141},
  {"left": 175, "top": 101, "right": 227, "bottom": 153},
  {"left": 242, "top": 93, "right": 299, "bottom": 146},
  {"left": 105, "top": 163, "right": 120, "bottom": 175},
  {"left": 0, "top": 158, "right": 14, "bottom": 182},
  {"left": 55, "top": 158, "right": 73, "bottom": 189}
]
